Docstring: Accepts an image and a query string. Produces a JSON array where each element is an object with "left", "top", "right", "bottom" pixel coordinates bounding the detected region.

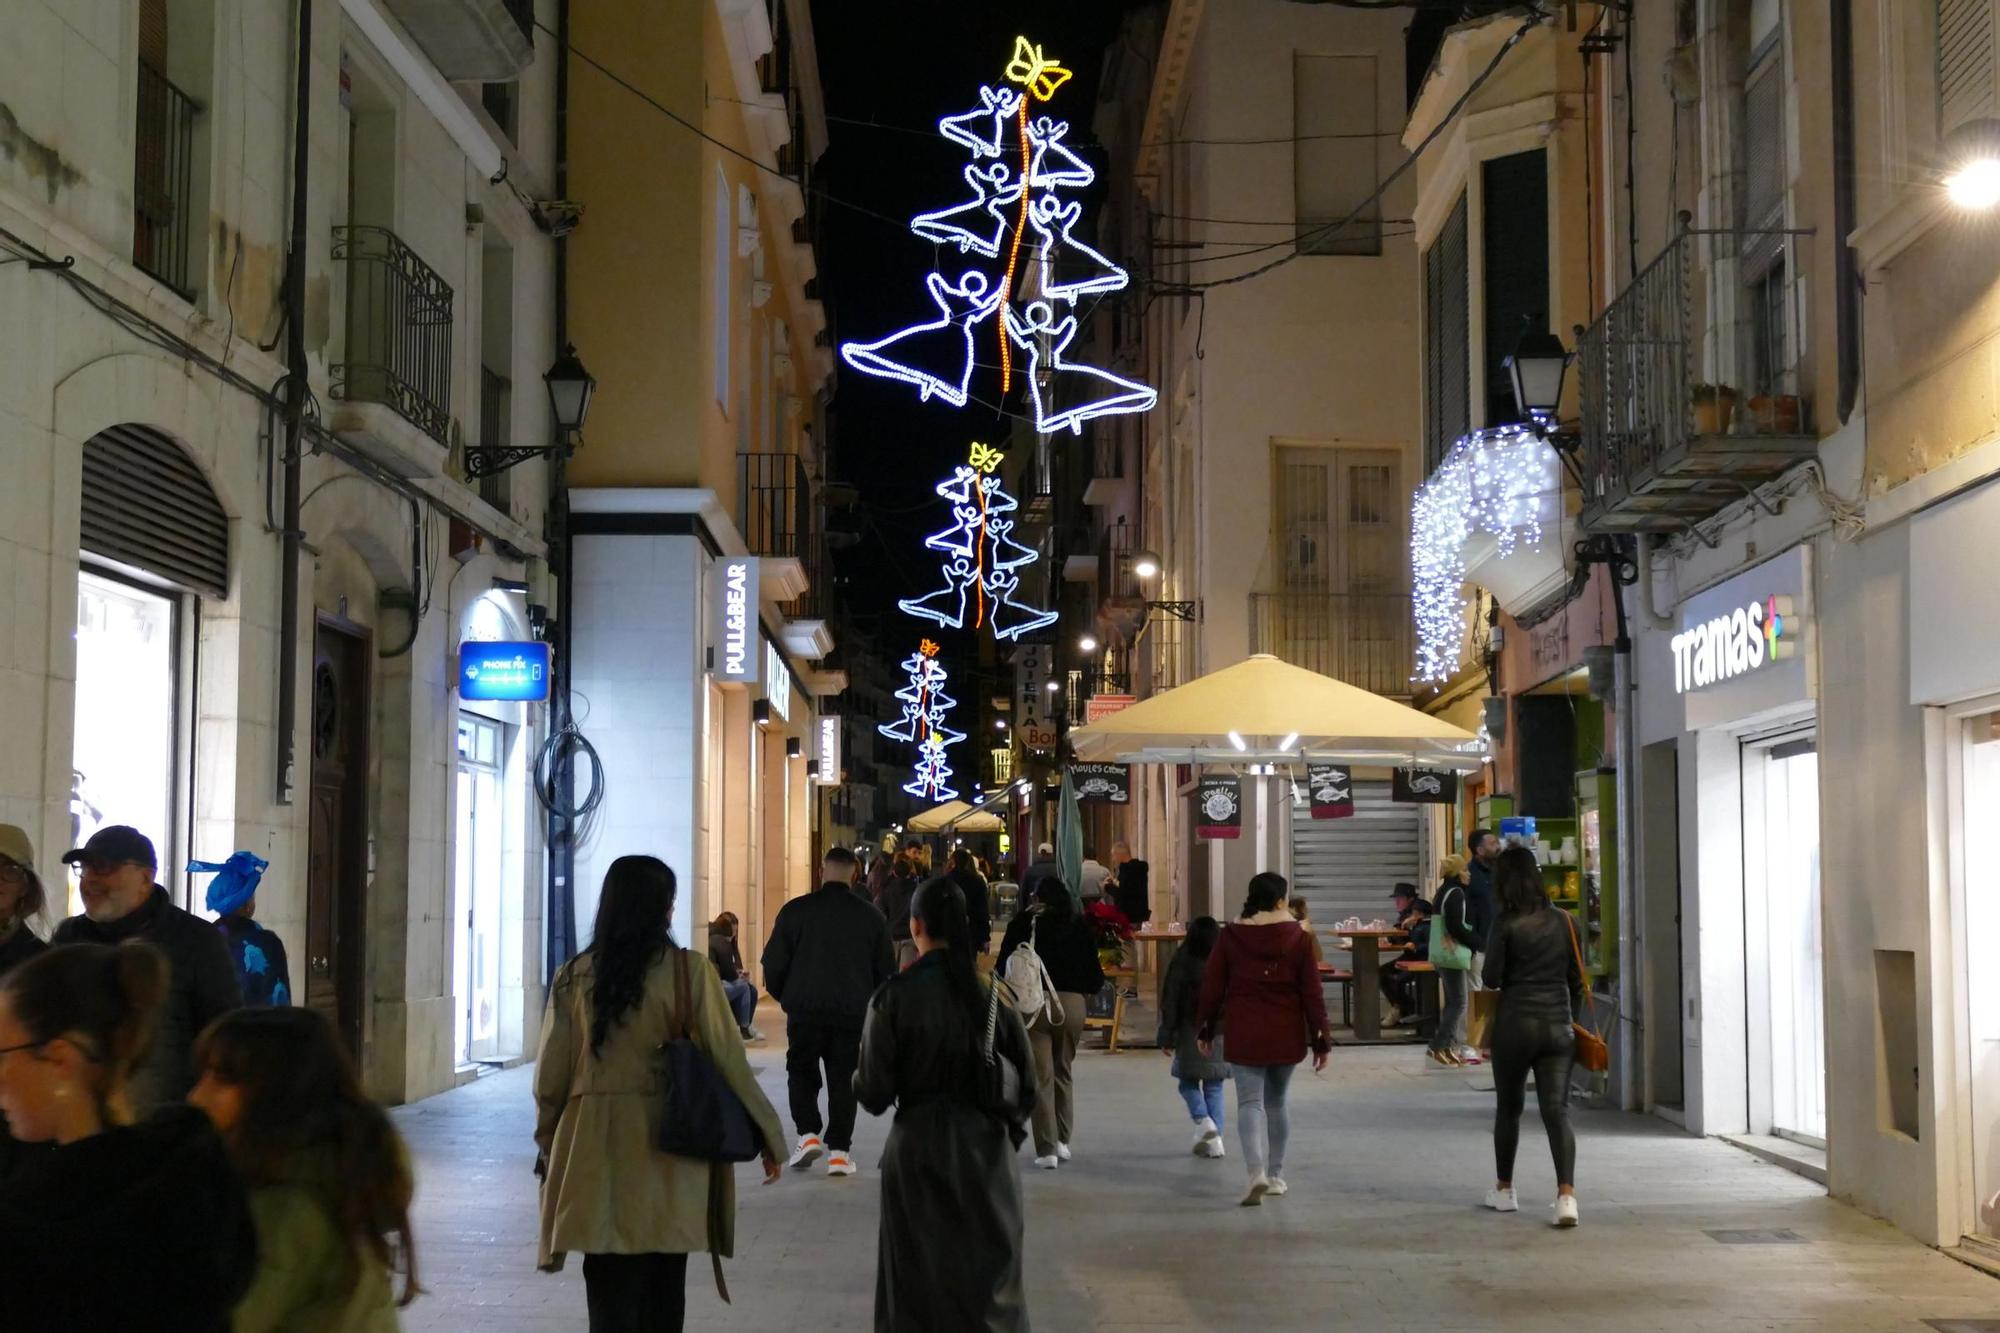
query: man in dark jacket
[
  {"left": 1020, "top": 843, "right": 1061, "bottom": 903},
  {"left": 946, "top": 848, "right": 991, "bottom": 953},
  {"left": 52, "top": 826, "right": 241, "bottom": 1111},
  {"left": 1108, "top": 840, "right": 1151, "bottom": 927},
  {"left": 1382, "top": 882, "right": 1435, "bottom": 1023},
  {"left": 1465, "top": 828, "right": 1501, "bottom": 980},
  {"left": 761, "top": 846, "right": 895, "bottom": 1177}
]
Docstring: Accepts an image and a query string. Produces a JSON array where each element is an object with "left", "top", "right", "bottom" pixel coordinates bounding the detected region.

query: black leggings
[
  {"left": 1491, "top": 1011, "right": 1576, "bottom": 1188},
  {"left": 582, "top": 1252, "right": 689, "bottom": 1332}
]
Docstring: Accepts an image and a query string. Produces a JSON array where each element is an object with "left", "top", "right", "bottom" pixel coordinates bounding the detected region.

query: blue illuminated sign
[{"left": 459, "top": 641, "right": 551, "bottom": 702}]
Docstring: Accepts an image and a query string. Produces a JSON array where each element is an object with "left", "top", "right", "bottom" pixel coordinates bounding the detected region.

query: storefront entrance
[
  {"left": 454, "top": 714, "right": 506, "bottom": 1065},
  {"left": 1956, "top": 708, "right": 2000, "bottom": 1242},
  {"left": 1743, "top": 731, "right": 1825, "bottom": 1144}
]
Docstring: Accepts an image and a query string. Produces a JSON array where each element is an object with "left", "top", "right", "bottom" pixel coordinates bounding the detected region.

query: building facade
[{"left": 0, "top": 0, "right": 566, "bottom": 1101}]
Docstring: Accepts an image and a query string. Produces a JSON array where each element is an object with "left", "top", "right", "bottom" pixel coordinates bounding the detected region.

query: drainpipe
[
  {"left": 1831, "top": 0, "right": 1861, "bottom": 422},
  {"left": 275, "top": 0, "right": 312, "bottom": 806},
  {"left": 545, "top": 0, "right": 578, "bottom": 972},
  {"left": 1611, "top": 570, "right": 1642, "bottom": 1112}
]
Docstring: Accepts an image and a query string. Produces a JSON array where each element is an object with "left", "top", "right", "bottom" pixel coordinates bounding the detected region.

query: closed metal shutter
[
  {"left": 80, "top": 425, "right": 229, "bottom": 598},
  {"left": 1939, "top": 0, "right": 1996, "bottom": 137},
  {"left": 1289, "top": 779, "right": 1422, "bottom": 928}
]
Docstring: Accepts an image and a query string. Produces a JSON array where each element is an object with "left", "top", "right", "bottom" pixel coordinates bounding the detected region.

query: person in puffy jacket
[
  {"left": 996, "top": 879, "right": 1104, "bottom": 1170},
  {"left": 1196, "top": 873, "right": 1330, "bottom": 1207},
  {"left": 1157, "top": 916, "right": 1228, "bottom": 1158}
]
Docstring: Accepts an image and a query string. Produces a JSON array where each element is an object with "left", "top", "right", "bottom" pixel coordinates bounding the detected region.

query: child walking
[{"left": 1157, "top": 917, "right": 1227, "bottom": 1157}]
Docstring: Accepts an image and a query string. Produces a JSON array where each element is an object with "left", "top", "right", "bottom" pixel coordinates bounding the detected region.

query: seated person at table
[{"left": 1381, "top": 883, "right": 1434, "bottom": 1024}]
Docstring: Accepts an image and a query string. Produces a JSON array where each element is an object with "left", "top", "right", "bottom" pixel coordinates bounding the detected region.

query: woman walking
[
  {"left": 996, "top": 879, "right": 1104, "bottom": 1169},
  {"left": 0, "top": 943, "right": 257, "bottom": 1329},
  {"left": 188, "top": 1006, "right": 415, "bottom": 1329},
  {"left": 1195, "top": 873, "right": 1329, "bottom": 1206},
  {"left": 1427, "top": 855, "right": 1482, "bottom": 1067},
  {"left": 855, "top": 876, "right": 1035, "bottom": 1332},
  {"left": 1156, "top": 916, "right": 1227, "bottom": 1158},
  {"left": 1481, "top": 846, "right": 1587, "bottom": 1227},
  {"left": 535, "top": 856, "right": 785, "bottom": 1330}
]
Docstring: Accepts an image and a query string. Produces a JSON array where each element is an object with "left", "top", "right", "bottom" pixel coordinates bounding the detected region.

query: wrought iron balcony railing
[
  {"left": 740, "top": 451, "right": 823, "bottom": 617},
  {"left": 332, "top": 226, "right": 455, "bottom": 446},
  {"left": 1577, "top": 222, "right": 1818, "bottom": 534},
  {"left": 134, "top": 60, "right": 199, "bottom": 297},
  {"left": 1250, "top": 591, "right": 1415, "bottom": 697}
]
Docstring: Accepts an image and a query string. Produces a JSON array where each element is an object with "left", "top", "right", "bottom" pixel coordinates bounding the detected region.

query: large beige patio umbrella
[
  {"left": 904, "top": 799, "right": 1007, "bottom": 833},
  {"left": 1067, "top": 654, "right": 1483, "bottom": 766}
]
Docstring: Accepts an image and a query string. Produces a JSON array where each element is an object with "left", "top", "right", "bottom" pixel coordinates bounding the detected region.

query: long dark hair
[
  {"left": 1033, "top": 877, "right": 1074, "bottom": 922},
  {"left": 912, "top": 876, "right": 983, "bottom": 1029},
  {"left": 1184, "top": 915, "right": 1220, "bottom": 959},
  {"left": 2, "top": 942, "right": 166, "bottom": 1117},
  {"left": 194, "top": 1007, "right": 419, "bottom": 1305},
  {"left": 585, "top": 856, "right": 676, "bottom": 1055},
  {"left": 1241, "top": 871, "right": 1289, "bottom": 918},
  {"left": 1494, "top": 846, "right": 1548, "bottom": 915}
]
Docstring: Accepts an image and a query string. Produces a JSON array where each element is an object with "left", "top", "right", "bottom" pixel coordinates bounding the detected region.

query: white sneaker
[
  {"left": 1204, "top": 1138, "right": 1226, "bottom": 1159},
  {"left": 1552, "top": 1194, "right": 1579, "bottom": 1228},
  {"left": 1265, "top": 1176, "right": 1289, "bottom": 1197},
  {"left": 1193, "top": 1116, "right": 1221, "bottom": 1154},
  {"left": 742, "top": 1026, "right": 767, "bottom": 1043},
  {"left": 1056, "top": 1142, "right": 1072, "bottom": 1162},
  {"left": 826, "top": 1151, "right": 856, "bottom": 1177},
  {"left": 1485, "top": 1187, "right": 1519, "bottom": 1213},
  {"left": 1240, "top": 1176, "right": 1270, "bottom": 1207},
  {"left": 1034, "top": 1154, "right": 1059, "bottom": 1170},
  {"left": 788, "top": 1135, "right": 824, "bottom": 1170}
]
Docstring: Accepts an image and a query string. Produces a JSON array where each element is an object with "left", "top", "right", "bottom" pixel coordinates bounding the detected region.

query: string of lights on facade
[{"left": 1410, "top": 422, "right": 1562, "bottom": 683}]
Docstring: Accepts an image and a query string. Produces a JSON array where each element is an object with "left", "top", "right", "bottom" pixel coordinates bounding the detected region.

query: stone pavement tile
[{"left": 391, "top": 1004, "right": 2000, "bottom": 1331}]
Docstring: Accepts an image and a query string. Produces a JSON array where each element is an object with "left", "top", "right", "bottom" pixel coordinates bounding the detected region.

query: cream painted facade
[
  {"left": 0, "top": 0, "right": 564, "bottom": 1101},
  {"left": 563, "top": 0, "right": 834, "bottom": 969}
]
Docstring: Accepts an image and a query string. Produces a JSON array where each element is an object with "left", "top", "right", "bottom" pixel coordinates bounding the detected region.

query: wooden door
[{"left": 307, "top": 619, "right": 370, "bottom": 1055}]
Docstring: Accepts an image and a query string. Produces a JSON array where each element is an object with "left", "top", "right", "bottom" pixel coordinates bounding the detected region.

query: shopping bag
[{"left": 1466, "top": 988, "right": 1500, "bottom": 1050}]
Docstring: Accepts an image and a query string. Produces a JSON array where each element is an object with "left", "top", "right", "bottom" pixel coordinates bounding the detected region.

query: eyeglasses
[
  {"left": 0, "top": 862, "right": 27, "bottom": 887},
  {"left": 0, "top": 1038, "right": 52, "bottom": 1059},
  {"left": 71, "top": 858, "right": 142, "bottom": 877}
]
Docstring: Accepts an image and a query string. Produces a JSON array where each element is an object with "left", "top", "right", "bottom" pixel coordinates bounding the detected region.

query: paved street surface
[{"left": 393, "top": 1006, "right": 2000, "bottom": 1331}]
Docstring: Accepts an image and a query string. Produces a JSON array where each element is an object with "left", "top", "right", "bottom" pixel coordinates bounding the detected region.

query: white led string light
[{"left": 1410, "top": 425, "right": 1561, "bottom": 683}]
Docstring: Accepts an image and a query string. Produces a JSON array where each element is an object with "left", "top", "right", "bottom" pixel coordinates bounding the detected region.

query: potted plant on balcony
[
  {"left": 1690, "top": 383, "right": 1738, "bottom": 435},
  {"left": 1745, "top": 392, "right": 1804, "bottom": 435}
]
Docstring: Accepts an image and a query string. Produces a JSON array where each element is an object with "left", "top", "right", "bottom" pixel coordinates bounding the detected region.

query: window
[
  {"left": 480, "top": 82, "right": 519, "bottom": 141},
  {"left": 1480, "top": 150, "right": 1551, "bottom": 428},
  {"left": 1293, "top": 53, "right": 1381, "bottom": 256},
  {"left": 1421, "top": 193, "right": 1470, "bottom": 473},
  {"left": 714, "top": 166, "right": 733, "bottom": 412},
  {"left": 134, "top": 0, "right": 213, "bottom": 299},
  {"left": 1741, "top": 41, "right": 1792, "bottom": 397},
  {"left": 479, "top": 239, "right": 515, "bottom": 514},
  {"left": 1940, "top": 0, "right": 1998, "bottom": 136}
]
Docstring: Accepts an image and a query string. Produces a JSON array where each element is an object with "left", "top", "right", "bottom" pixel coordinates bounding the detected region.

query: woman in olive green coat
[
  {"left": 187, "top": 1006, "right": 413, "bottom": 1332},
  {"left": 535, "top": 856, "right": 784, "bottom": 1330}
]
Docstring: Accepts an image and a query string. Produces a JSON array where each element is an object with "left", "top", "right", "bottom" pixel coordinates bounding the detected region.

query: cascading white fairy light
[{"left": 1411, "top": 425, "right": 1562, "bottom": 683}]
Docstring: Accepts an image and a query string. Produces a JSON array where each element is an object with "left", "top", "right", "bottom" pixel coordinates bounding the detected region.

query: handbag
[
  {"left": 1564, "top": 914, "right": 1609, "bottom": 1073},
  {"left": 653, "top": 949, "right": 765, "bottom": 1303},
  {"left": 981, "top": 976, "right": 1032, "bottom": 1147},
  {"left": 1428, "top": 885, "right": 1473, "bottom": 970}
]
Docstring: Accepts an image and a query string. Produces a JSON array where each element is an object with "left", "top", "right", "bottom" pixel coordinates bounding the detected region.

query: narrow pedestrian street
[{"left": 393, "top": 1010, "right": 2000, "bottom": 1332}]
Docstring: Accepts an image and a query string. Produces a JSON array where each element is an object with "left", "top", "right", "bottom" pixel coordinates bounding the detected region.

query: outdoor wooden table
[
  {"left": 1131, "top": 927, "right": 1186, "bottom": 987},
  {"left": 1334, "top": 928, "right": 1407, "bottom": 1043}
]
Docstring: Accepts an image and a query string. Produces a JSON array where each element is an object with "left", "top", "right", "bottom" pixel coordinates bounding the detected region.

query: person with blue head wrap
[{"left": 192, "top": 852, "right": 291, "bottom": 1008}]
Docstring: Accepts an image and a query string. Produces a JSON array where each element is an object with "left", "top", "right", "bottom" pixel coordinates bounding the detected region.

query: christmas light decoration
[
  {"left": 1410, "top": 425, "right": 1563, "bottom": 683},
  {"left": 836, "top": 37, "right": 1157, "bottom": 435},
  {"left": 900, "top": 444, "right": 1058, "bottom": 641},
  {"left": 879, "top": 639, "right": 965, "bottom": 801}
]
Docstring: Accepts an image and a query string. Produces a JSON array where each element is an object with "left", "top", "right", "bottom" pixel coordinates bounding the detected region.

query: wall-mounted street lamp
[
  {"left": 1078, "top": 633, "right": 1099, "bottom": 653},
  {"left": 465, "top": 344, "right": 598, "bottom": 478},
  {"left": 1506, "top": 327, "right": 1586, "bottom": 487},
  {"left": 1131, "top": 549, "right": 1162, "bottom": 580},
  {"left": 1945, "top": 118, "right": 2000, "bottom": 210},
  {"left": 1126, "top": 548, "right": 1196, "bottom": 621}
]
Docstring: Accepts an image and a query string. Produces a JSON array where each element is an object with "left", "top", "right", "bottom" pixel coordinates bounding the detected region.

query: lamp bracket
[
  {"left": 1145, "top": 600, "right": 1200, "bottom": 622},
  {"left": 464, "top": 444, "right": 556, "bottom": 478}
]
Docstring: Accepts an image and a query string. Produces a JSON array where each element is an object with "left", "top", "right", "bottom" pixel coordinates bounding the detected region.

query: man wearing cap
[
  {"left": 1021, "top": 841, "right": 1069, "bottom": 912},
  {"left": 52, "top": 825, "right": 241, "bottom": 1110},
  {"left": 0, "top": 824, "right": 48, "bottom": 978},
  {"left": 1381, "top": 882, "right": 1434, "bottom": 1026}
]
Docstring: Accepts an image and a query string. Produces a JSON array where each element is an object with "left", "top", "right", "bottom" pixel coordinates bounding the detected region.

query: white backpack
[{"left": 1003, "top": 917, "right": 1065, "bottom": 1025}]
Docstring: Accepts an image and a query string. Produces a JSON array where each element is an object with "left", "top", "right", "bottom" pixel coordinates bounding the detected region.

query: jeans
[
  {"left": 581, "top": 1252, "right": 689, "bottom": 1332},
  {"left": 786, "top": 1019, "right": 862, "bottom": 1151},
  {"left": 1028, "top": 992, "right": 1088, "bottom": 1155},
  {"left": 1230, "top": 1062, "right": 1297, "bottom": 1181},
  {"left": 1178, "top": 1077, "right": 1226, "bottom": 1132},
  {"left": 721, "top": 977, "right": 758, "bottom": 1031},
  {"left": 1491, "top": 1010, "right": 1577, "bottom": 1188},
  {"left": 1430, "top": 967, "right": 1468, "bottom": 1054}
]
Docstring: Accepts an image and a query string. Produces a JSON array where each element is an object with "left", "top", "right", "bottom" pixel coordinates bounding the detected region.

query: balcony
[
  {"left": 331, "top": 226, "right": 454, "bottom": 469},
  {"left": 379, "top": 0, "right": 533, "bottom": 81},
  {"left": 1251, "top": 591, "right": 1415, "bottom": 698},
  {"left": 1577, "top": 225, "right": 1820, "bottom": 534},
  {"left": 133, "top": 60, "right": 199, "bottom": 297},
  {"left": 739, "top": 451, "right": 822, "bottom": 619}
]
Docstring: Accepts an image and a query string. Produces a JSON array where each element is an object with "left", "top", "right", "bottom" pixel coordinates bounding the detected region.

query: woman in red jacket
[{"left": 1195, "top": 872, "right": 1330, "bottom": 1206}]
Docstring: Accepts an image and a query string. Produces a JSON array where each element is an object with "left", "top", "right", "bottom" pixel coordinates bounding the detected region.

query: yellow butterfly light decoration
[{"left": 1005, "top": 36, "right": 1071, "bottom": 103}]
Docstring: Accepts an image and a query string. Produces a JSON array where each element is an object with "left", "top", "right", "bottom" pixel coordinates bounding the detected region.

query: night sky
[{"left": 808, "top": 2, "right": 1142, "bottom": 643}]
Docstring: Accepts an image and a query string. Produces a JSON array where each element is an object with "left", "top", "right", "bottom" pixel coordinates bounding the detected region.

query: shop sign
[
  {"left": 1021, "top": 721, "right": 1058, "bottom": 751},
  {"left": 814, "top": 715, "right": 842, "bottom": 786},
  {"left": 710, "top": 557, "right": 760, "bottom": 683},
  {"left": 1392, "top": 766, "right": 1459, "bottom": 804},
  {"left": 1670, "top": 595, "right": 1797, "bottom": 695},
  {"left": 1085, "top": 694, "right": 1136, "bottom": 724},
  {"left": 765, "top": 640, "right": 793, "bottom": 720},
  {"left": 1072, "top": 763, "right": 1130, "bottom": 804},
  {"left": 1196, "top": 775, "right": 1242, "bottom": 839},
  {"left": 1307, "top": 763, "right": 1354, "bottom": 819},
  {"left": 459, "top": 641, "right": 551, "bottom": 702}
]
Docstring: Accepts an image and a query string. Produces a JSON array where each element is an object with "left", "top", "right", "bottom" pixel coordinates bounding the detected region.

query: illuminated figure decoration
[
  {"left": 900, "top": 444, "right": 1058, "bottom": 642},
  {"left": 836, "top": 36, "right": 1157, "bottom": 434},
  {"left": 878, "top": 640, "right": 964, "bottom": 801}
]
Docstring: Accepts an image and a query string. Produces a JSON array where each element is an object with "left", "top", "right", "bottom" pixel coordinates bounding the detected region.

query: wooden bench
[
  {"left": 1084, "top": 966, "right": 1137, "bottom": 1051},
  {"left": 1394, "top": 960, "right": 1441, "bottom": 1037},
  {"left": 1319, "top": 964, "right": 1356, "bottom": 1028}
]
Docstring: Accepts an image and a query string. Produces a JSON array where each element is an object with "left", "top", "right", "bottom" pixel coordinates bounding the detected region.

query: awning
[
  {"left": 1067, "top": 654, "right": 1485, "bottom": 768},
  {"left": 904, "top": 799, "right": 1007, "bottom": 833}
]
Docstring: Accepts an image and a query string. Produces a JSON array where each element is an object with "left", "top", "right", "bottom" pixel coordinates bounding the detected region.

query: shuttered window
[
  {"left": 1480, "top": 150, "right": 1550, "bottom": 429},
  {"left": 1940, "top": 0, "right": 1998, "bottom": 136},
  {"left": 1421, "top": 192, "right": 1470, "bottom": 475},
  {"left": 1294, "top": 53, "right": 1381, "bottom": 256},
  {"left": 80, "top": 425, "right": 229, "bottom": 598},
  {"left": 1289, "top": 780, "right": 1422, "bottom": 928},
  {"left": 1742, "top": 49, "right": 1787, "bottom": 274}
]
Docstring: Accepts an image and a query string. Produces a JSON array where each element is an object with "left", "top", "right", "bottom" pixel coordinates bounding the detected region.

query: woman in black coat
[{"left": 856, "top": 876, "right": 1036, "bottom": 1332}]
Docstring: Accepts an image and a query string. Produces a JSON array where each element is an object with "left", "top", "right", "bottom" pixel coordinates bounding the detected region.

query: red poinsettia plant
[{"left": 1085, "top": 899, "right": 1135, "bottom": 950}]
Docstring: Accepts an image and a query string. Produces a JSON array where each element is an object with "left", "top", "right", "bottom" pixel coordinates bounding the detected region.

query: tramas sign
[{"left": 1670, "top": 594, "right": 1798, "bottom": 695}]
